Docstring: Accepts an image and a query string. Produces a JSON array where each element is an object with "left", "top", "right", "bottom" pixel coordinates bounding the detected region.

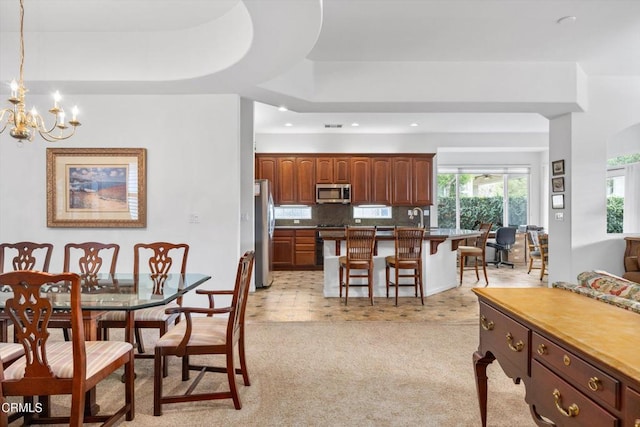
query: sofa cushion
[{"left": 576, "top": 270, "right": 640, "bottom": 299}]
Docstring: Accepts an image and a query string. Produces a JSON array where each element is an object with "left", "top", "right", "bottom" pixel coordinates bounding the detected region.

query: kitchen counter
[{"left": 321, "top": 228, "right": 481, "bottom": 299}]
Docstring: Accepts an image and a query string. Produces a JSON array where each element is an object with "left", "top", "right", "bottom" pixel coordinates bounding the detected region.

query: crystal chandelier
[{"left": 0, "top": 0, "right": 80, "bottom": 143}]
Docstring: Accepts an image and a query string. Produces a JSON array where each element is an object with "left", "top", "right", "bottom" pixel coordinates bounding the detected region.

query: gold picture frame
[{"left": 47, "top": 148, "right": 147, "bottom": 228}]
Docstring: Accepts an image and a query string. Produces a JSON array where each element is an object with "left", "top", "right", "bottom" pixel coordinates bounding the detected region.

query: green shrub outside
[
  {"left": 607, "top": 196, "right": 623, "bottom": 233},
  {"left": 438, "top": 196, "right": 527, "bottom": 230}
]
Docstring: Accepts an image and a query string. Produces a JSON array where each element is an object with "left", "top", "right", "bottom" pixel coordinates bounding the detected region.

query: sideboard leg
[{"left": 473, "top": 350, "right": 495, "bottom": 427}]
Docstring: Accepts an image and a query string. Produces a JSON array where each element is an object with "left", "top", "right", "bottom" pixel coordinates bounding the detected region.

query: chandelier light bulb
[
  {"left": 53, "top": 91, "right": 61, "bottom": 107},
  {"left": 9, "top": 80, "right": 18, "bottom": 98},
  {"left": 72, "top": 106, "right": 79, "bottom": 121}
]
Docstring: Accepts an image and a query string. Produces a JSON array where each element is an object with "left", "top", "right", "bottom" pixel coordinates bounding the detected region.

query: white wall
[
  {"left": 550, "top": 76, "right": 640, "bottom": 282},
  {"left": 0, "top": 93, "right": 246, "bottom": 306}
]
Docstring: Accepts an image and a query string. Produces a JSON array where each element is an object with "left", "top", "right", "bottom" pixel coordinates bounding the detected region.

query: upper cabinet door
[
  {"left": 412, "top": 156, "right": 433, "bottom": 206},
  {"left": 277, "top": 157, "right": 296, "bottom": 204},
  {"left": 334, "top": 158, "right": 351, "bottom": 183},
  {"left": 370, "top": 157, "right": 392, "bottom": 205},
  {"left": 256, "top": 157, "right": 278, "bottom": 202},
  {"left": 391, "top": 157, "right": 412, "bottom": 206},
  {"left": 296, "top": 157, "right": 316, "bottom": 204},
  {"left": 350, "top": 157, "right": 371, "bottom": 204},
  {"left": 315, "top": 157, "right": 334, "bottom": 184}
]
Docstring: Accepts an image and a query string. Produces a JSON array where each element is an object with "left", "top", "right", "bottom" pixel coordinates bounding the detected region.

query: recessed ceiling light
[
  {"left": 556, "top": 15, "right": 577, "bottom": 24},
  {"left": 284, "top": 123, "right": 293, "bottom": 127},
  {"left": 410, "top": 123, "right": 419, "bottom": 127},
  {"left": 278, "top": 106, "right": 288, "bottom": 112},
  {"left": 351, "top": 122, "right": 359, "bottom": 127}
]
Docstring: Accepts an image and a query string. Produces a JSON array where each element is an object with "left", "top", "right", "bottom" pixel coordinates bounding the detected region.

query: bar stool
[
  {"left": 339, "top": 227, "right": 376, "bottom": 305},
  {"left": 385, "top": 227, "right": 425, "bottom": 306}
]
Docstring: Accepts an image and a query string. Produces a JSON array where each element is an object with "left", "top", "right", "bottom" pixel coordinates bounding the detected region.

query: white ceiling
[{"left": 1, "top": 0, "right": 639, "bottom": 136}]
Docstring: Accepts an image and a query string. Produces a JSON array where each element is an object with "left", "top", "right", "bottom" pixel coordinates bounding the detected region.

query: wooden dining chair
[
  {"left": 99, "top": 242, "right": 189, "bottom": 376},
  {"left": 0, "top": 270, "right": 134, "bottom": 426},
  {"left": 457, "top": 222, "right": 492, "bottom": 286},
  {"left": 0, "top": 242, "right": 54, "bottom": 342},
  {"left": 339, "top": 227, "right": 377, "bottom": 306},
  {"left": 385, "top": 227, "right": 425, "bottom": 306},
  {"left": 527, "top": 231, "right": 548, "bottom": 280},
  {"left": 51, "top": 242, "right": 120, "bottom": 341},
  {"left": 153, "top": 251, "right": 255, "bottom": 414}
]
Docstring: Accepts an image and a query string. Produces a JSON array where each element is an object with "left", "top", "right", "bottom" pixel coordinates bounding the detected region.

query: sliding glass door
[{"left": 437, "top": 168, "right": 529, "bottom": 230}]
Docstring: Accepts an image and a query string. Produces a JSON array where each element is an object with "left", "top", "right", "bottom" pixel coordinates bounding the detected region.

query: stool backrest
[
  {"left": 395, "top": 227, "right": 424, "bottom": 262},
  {"left": 346, "top": 227, "right": 376, "bottom": 261}
]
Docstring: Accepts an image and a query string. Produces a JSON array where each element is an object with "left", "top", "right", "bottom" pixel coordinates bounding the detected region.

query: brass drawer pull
[
  {"left": 537, "top": 344, "right": 547, "bottom": 356},
  {"left": 587, "top": 377, "right": 601, "bottom": 392},
  {"left": 563, "top": 355, "right": 571, "bottom": 366},
  {"left": 480, "top": 315, "right": 494, "bottom": 331},
  {"left": 506, "top": 333, "right": 524, "bottom": 352},
  {"left": 553, "top": 389, "right": 579, "bottom": 417}
]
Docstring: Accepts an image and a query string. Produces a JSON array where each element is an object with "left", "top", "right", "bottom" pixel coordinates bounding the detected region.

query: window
[
  {"left": 353, "top": 206, "right": 392, "bottom": 219},
  {"left": 437, "top": 167, "right": 530, "bottom": 230},
  {"left": 273, "top": 206, "right": 312, "bottom": 220}
]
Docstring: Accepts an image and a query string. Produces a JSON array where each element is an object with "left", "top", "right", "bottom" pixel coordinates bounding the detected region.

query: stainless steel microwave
[{"left": 316, "top": 183, "right": 351, "bottom": 204}]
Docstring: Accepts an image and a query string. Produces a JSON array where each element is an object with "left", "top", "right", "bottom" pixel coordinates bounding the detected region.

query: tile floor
[{"left": 246, "top": 262, "right": 547, "bottom": 323}]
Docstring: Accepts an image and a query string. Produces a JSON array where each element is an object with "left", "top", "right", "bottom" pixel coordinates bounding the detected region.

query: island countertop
[
  {"left": 318, "top": 228, "right": 480, "bottom": 240},
  {"left": 318, "top": 228, "right": 481, "bottom": 255}
]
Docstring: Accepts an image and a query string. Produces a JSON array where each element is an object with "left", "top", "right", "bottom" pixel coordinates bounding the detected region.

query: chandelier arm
[{"left": 38, "top": 126, "right": 76, "bottom": 142}]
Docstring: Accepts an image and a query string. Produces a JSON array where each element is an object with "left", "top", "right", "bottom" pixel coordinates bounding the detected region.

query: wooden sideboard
[{"left": 472, "top": 287, "right": 640, "bottom": 427}]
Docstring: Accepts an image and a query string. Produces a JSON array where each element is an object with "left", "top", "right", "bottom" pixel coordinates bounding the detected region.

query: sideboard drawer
[
  {"left": 625, "top": 387, "right": 640, "bottom": 427},
  {"left": 479, "top": 302, "right": 530, "bottom": 378},
  {"left": 530, "top": 360, "right": 618, "bottom": 427},
  {"left": 533, "top": 332, "right": 620, "bottom": 410}
]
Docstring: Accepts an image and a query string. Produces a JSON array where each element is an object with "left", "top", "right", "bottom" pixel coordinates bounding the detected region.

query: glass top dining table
[
  {"left": 0, "top": 273, "right": 212, "bottom": 311},
  {"left": 0, "top": 273, "right": 211, "bottom": 343}
]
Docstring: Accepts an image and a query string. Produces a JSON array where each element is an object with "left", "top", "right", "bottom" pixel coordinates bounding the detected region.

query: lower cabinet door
[{"left": 529, "top": 360, "right": 618, "bottom": 427}]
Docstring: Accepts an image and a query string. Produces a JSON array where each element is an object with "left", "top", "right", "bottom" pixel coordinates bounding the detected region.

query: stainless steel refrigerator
[{"left": 255, "top": 179, "right": 275, "bottom": 288}]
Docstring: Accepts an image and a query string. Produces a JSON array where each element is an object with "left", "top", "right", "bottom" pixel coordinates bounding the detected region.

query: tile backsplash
[{"left": 275, "top": 205, "right": 430, "bottom": 228}]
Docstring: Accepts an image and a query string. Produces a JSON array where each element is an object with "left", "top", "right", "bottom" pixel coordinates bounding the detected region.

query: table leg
[
  {"left": 124, "top": 311, "right": 135, "bottom": 419},
  {"left": 473, "top": 350, "right": 495, "bottom": 427}
]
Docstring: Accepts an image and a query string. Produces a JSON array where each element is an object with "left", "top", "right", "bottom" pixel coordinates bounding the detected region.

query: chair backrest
[
  {"left": 228, "top": 251, "right": 255, "bottom": 341},
  {"left": 538, "top": 233, "right": 549, "bottom": 260},
  {"left": 394, "top": 227, "right": 424, "bottom": 262},
  {"left": 1, "top": 270, "right": 85, "bottom": 381},
  {"left": 134, "top": 242, "right": 189, "bottom": 294},
  {"left": 527, "top": 230, "right": 540, "bottom": 251},
  {"left": 345, "top": 227, "right": 376, "bottom": 262},
  {"left": 64, "top": 242, "right": 120, "bottom": 286},
  {"left": 475, "top": 223, "right": 493, "bottom": 249},
  {"left": 495, "top": 227, "right": 517, "bottom": 246},
  {"left": 0, "top": 242, "right": 54, "bottom": 273}
]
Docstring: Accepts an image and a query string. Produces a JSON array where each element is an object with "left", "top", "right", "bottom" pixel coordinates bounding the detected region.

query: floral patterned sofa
[{"left": 552, "top": 270, "right": 640, "bottom": 315}]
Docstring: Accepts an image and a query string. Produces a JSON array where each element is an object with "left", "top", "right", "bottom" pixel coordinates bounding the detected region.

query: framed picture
[
  {"left": 551, "top": 177, "right": 564, "bottom": 193},
  {"left": 551, "top": 194, "right": 565, "bottom": 209},
  {"left": 552, "top": 159, "right": 565, "bottom": 176},
  {"left": 47, "top": 148, "right": 147, "bottom": 228}
]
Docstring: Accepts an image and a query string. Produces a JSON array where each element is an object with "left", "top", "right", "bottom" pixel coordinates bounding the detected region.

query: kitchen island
[{"left": 319, "top": 228, "right": 481, "bottom": 298}]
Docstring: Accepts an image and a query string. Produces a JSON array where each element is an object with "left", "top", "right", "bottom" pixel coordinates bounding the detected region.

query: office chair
[{"left": 486, "top": 227, "right": 517, "bottom": 268}]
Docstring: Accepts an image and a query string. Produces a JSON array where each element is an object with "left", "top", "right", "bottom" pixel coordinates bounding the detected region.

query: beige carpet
[{"left": 10, "top": 322, "right": 536, "bottom": 426}]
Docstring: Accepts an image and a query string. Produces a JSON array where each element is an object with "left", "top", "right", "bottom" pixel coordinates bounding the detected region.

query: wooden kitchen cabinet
[
  {"left": 256, "top": 153, "right": 434, "bottom": 206},
  {"left": 371, "top": 157, "right": 392, "bottom": 205},
  {"left": 296, "top": 157, "right": 316, "bottom": 204},
  {"left": 273, "top": 229, "right": 295, "bottom": 269},
  {"left": 256, "top": 156, "right": 278, "bottom": 191},
  {"left": 277, "top": 157, "right": 296, "bottom": 204},
  {"left": 350, "top": 157, "right": 371, "bottom": 204},
  {"left": 391, "top": 157, "right": 412, "bottom": 206},
  {"left": 316, "top": 157, "right": 350, "bottom": 184},
  {"left": 412, "top": 156, "right": 433, "bottom": 206},
  {"left": 294, "top": 229, "right": 317, "bottom": 267}
]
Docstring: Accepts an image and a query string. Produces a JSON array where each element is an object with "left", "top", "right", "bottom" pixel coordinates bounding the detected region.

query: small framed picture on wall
[
  {"left": 551, "top": 177, "right": 564, "bottom": 193},
  {"left": 552, "top": 159, "right": 565, "bottom": 176},
  {"left": 551, "top": 194, "right": 565, "bottom": 209}
]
